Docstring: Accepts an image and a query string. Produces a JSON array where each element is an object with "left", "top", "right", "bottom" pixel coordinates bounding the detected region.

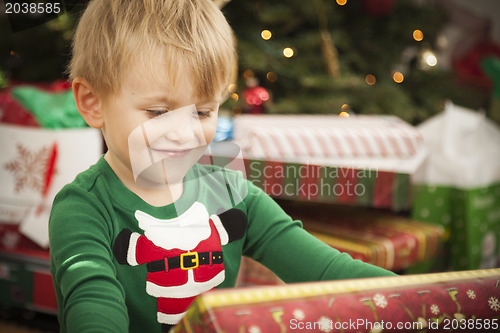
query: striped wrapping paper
[
  {"left": 232, "top": 114, "right": 426, "bottom": 174},
  {"left": 199, "top": 153, "right": 412, "bottom": 211}
]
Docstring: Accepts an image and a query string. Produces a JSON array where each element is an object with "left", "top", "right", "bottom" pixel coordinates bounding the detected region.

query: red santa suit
[{"left": 116, "top": 202, "right": 231, "bottom": 326}]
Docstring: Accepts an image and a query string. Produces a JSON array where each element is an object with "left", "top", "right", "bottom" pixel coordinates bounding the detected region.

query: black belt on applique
[{"left": 146, "top": 251, "right": 223, "bottom": 272}]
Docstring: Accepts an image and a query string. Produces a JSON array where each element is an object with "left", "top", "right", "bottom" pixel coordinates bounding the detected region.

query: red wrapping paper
[{"left": 175, "top": 269, "right": 500, "bottom": 333}]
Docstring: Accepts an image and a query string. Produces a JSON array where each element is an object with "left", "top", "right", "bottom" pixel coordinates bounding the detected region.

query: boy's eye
[
  {"left": 146, "top": 110, "right": 167, "bottom": 118},
  {"left": 195, "top": 110, "right": 212, "bottom": 119},
  {"left": 145, "top": 106, "right": 215, "bottom": 119}
]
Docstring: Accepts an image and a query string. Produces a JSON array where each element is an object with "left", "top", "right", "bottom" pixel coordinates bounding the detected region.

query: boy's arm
[
  {"left": 242, "top": 181, "right": 397, "bottom": 282},
  {"left": 49, "top": 186, "right": 129, "bottom": 332}
]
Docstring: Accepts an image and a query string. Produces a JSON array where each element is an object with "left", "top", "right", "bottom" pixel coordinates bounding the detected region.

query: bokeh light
[
  {"left": 413, "top": 29, "right": 424, "bottom": 42},
  {"left": 283, "top": 47, "right": 294, "bottom": 58},
  {"left": 261, "top": 30, "right": 272, "bottom": 40},
  {"left": 393, "top": 71, "right": 404, "bottom": 83},
  {"left": 365, "top": 74, "right": 376, "bottom": 85}
]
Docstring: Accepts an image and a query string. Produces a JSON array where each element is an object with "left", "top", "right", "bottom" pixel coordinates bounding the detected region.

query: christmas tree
[
  {"left": 0, "top": 0, "right": 489, "bottom": 125},
  {"left": 221, "top": 0, "right": 483, "bottom": 124},
  {"left": 0, "top": 2, "right": 85, "bottom": 85}
]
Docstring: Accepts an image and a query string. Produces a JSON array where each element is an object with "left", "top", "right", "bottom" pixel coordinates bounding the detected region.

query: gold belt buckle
[{"left": 180, "top": 252, "right": 199, "bottom": 270}]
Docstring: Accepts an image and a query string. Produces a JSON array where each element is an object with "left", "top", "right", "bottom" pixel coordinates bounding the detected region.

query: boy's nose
[
  {"left": 164, "top": 109, "right": 197, "bottom": 144},
  {"left": 165, "top": 126, "right": 195, "bottom": 143}
]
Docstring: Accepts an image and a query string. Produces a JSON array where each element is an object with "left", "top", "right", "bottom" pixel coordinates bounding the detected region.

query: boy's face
[{"left": 101, "top": 62, "right": 219, "bottom": 188}]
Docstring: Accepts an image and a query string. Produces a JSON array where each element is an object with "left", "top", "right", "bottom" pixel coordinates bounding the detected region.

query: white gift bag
[{"left": 0, "top": 123, "right": 102, "bottom": 248}]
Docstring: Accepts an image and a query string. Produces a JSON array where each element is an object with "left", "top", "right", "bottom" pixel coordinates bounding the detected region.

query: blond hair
[{"left": 69, "top": 0, "right": 235, "bottom": 100}]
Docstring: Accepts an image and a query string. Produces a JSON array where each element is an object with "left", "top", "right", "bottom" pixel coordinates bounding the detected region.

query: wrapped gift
[
  {"left": 0, "top": 251, "right": 57, "bottom": 314},
  {"left": 205, "top": 114, "right": 426, "bottom": 211},
  {"left": 237, "top": 203, "right": 444, "bottom": 286},
  {"left": 175, "top": 269, "right": 500, "bottom": 333},
  {"left": 244, "top": 160, "right": 412, "bottom": 211},
  {"left": 232, "top": 114, "right": 426, "bottom": 173},
  {"left": 412, "top": 101, "right": 500, "bottom": 271},
  {"left": 202, "top": 141, "right": 413, "bottom": 211},
  {"left": 290, "top": 202, "right": 444, "bottom": 271},
  {"left": 0, "top": 86, "right": 39, "bottom": 127}
]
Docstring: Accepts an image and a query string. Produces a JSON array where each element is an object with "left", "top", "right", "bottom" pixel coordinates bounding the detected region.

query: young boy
[{"left": 49, "top": 0, "right": 396, "bottom": 332}]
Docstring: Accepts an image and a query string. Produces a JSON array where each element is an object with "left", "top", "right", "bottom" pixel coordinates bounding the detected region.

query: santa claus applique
[{"left": 112, "top": 202, "right": 247, "bottom": 332}]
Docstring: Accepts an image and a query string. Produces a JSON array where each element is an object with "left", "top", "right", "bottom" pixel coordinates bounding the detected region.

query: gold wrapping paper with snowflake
[
  {"left": 411, "top": 101, "right": 500, "bottom": 272},
  {"left": 236, "top": 204, "right": 445, "bottom": 286},
  {"left": 173, "top": 269, "right": 500, "bottom": 333}
]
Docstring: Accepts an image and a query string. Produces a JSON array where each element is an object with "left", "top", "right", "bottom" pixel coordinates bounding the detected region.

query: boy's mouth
[{"left": 150, "top": 148, "right": 193, "bottom": 158}]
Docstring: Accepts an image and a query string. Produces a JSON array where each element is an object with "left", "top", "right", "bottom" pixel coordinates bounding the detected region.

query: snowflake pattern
[
  {"left": 318, "top": 316, "right": 332, "bottom": 333},
  {"left": 467, "top": 289, "right": 476, "bottom": 299},
  {"left": 4, "top": 144, "right": 50, "bottom": 194},
  {"left": 293, "top": 309, "right": 305, "bottom": 320},
  {"left": 2, "top": 231, "right": 20, "bottom": 249},
  {"left": 373, "top": 294, "right": 388, "bottom": 308},
  {"left": 489, "top": 297, "right": 500, "bottom": 312},
  {"left": 430, "top": 304, "right": 440, "bottom": 315}
]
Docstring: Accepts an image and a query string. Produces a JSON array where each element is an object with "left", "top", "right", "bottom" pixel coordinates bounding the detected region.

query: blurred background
[{"left": 1, "top": 0, "right": 499, "bottom": 124}]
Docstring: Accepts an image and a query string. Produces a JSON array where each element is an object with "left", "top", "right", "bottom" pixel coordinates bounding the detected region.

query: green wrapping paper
[{"left": 412, "top": 183, "right": 500, "bottom": 271}]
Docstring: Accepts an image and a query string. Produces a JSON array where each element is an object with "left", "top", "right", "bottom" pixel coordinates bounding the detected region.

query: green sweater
[{"left": 49, "top": 156, "right": 395, "bottom": 332}]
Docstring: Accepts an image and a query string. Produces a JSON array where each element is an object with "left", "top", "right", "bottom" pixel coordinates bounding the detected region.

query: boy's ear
[{"left": 72, "top": 78, "right": 104, "bottom": 129}]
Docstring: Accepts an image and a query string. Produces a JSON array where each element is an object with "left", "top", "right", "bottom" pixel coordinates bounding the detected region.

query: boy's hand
[{"left": 113, "top": 228, "right": 133, "bottom": 264}]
